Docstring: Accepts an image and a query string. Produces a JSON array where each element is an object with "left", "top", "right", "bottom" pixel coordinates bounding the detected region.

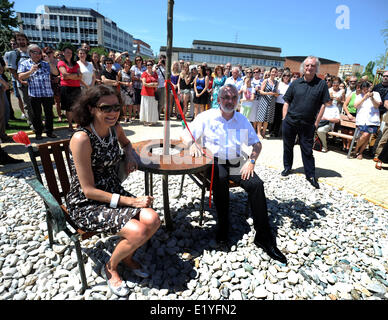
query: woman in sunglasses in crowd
[
  {"left": 131, "top": 56, "right": 146, "bottom": 120},
  {"left": 67, "top": 85, "right": 160, "bottom": 297}
]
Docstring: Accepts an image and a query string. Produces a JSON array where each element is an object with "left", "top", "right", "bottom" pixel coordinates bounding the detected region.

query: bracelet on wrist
[{"left": 110, "top": 193, "right": 120, "bottom": 208}]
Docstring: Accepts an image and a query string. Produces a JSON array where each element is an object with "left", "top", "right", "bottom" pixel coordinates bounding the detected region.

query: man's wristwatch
[{"left": 250, "top": 158, "right": 256, "bottom": 164}]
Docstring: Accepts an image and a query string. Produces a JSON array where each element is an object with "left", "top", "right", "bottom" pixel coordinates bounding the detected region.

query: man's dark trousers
[
  {"left": 282, "top": 119, "right": 316, "bottom": 178},
  {"left": 30, "top": 97, "right": 54, "bottom": 135},
  {"left": 209, "top": 158, "right": 272, "bottom": 241}
]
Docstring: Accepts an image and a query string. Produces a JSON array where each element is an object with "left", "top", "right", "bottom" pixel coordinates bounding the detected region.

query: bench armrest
[{"left": 25, "top": 177, "right": 67, "bottom": 233}]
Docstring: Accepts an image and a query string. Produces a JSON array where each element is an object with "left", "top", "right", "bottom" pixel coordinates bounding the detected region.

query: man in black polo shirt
[{"left": 281, "top": 56, "right": 331, "bottom": 189}]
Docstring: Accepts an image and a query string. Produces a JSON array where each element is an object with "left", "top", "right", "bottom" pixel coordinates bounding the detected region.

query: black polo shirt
[{"left": 283, "top": 75, "right": 330, "bottom": 125}]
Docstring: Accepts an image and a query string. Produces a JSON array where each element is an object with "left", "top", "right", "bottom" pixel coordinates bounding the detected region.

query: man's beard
[{"left": 220, "top": 103, "right": 236, "bottom": 114}]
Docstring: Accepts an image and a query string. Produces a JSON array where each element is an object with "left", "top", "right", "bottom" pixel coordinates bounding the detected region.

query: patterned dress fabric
[
  {"left": 256, "top": 79, "right": 278, "bottom": 123},
  {"left": 66, "top": 126, "right": 140, "bottom": 234},
  {"left": 211, "top": 75, "right": 226, "bottom": 108}
]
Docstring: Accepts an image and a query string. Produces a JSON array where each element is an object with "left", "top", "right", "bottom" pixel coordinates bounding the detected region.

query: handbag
[
  {"left": 318, "top": 120, "right": 330, "bottom": 127},
  {"left": 116, "top": 153, "right": 129, "bottom": 183},
  {"left": 154, "top": 89, "right": 160, "bottom": 101},
  {"left": 313, "top": 133, "right": 323, "bottom": 152}
]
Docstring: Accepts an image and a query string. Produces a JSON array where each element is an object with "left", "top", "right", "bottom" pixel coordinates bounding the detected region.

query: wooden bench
[
  {"left": 327, "top": 115, "right": 359, "bottom": 158},
  {"left": 25, "top": 139, "right": 99, "bottom": 293}
]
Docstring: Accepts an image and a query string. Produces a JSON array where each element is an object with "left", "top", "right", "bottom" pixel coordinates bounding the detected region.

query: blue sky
[{"left": 13, "top": 0, "right": 388, "bottom": 69}]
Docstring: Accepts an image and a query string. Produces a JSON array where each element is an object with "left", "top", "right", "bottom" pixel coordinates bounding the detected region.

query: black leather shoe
[
  {"left": 215, "top": 228, "right": 228, "bottom": 244},
  {"left": 254, "top": 237, "right": 287, "bottom": 264},
  {"left": 46, "top": 132, "right": 58, "bottom": 138},
  {"left": 306, "top": 177, "right": 320, "bottom": 189},
  {"left": 0, "top": 152, "right": 24, "bottom": 165},
  {"left": 281, "top": 168, "right": 291, "bottom": 177}
]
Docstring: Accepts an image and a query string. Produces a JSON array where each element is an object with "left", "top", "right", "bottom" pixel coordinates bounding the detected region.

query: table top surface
[{"left": 132, "top": 139, "right": 213, "bottom": 175}]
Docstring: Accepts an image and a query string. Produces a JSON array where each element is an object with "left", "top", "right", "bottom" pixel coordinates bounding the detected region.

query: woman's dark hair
[
  {"left": 360, "top": 81, "right": 371, "bottom": 89},
  {"left": 269, "top": 67, "right": 278, "bottom": 73},
  {"left": 198, "top": 65, "right": 206, "bottom": 76},
  {"left": 104, "top": 57, "right": 113, "bottom": 64},
  {"left": 61, "top": 46, "right": 76, "bottom": 67},
  {"left": 72, "top": 85, "right": 121, "bottom": 127},
  {"left": 42, "top": 46, "right": 54, "bottom": 54},
  {"left": 332, "top": 76, "right": 342, "bottom": 84}
]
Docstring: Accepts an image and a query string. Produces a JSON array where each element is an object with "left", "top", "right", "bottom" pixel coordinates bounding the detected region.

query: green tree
[
  {"left": 362, "top": 61, "right": 375, "bottom": 82},
  {"left": 56, "top": 41, "right": 77, "bottom": 53},
  {"left": 90, "top": 46, "right": 108, "bottom": 57},
  {"left": 0, "top": 0, "right": 19, "bottom": 54}
]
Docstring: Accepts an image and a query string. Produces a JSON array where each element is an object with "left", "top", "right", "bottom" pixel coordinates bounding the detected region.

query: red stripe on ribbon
[{"left": 165, "top": 79, "right": 214, "bottom": 208}]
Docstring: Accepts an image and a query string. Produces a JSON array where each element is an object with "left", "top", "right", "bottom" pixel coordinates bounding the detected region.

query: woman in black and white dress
[
  {"left": 67, "top": 85, "right": 160, "bottom": 296},
  {"left": 256, "top": 67, "right": 279, "bottom": 139}
]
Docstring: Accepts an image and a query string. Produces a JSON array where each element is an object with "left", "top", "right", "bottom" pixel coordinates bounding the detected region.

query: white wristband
[{"left": 110, "top": 193, "right": 120, "bottom": 208}]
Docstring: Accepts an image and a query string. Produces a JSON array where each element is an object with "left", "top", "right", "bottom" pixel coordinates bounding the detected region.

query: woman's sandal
[
  {"left": 101, "top": 265, "right": 130, "bottom": 297},
  {"left": 375, "top": 161, "right": 382, "bottom": 170}
]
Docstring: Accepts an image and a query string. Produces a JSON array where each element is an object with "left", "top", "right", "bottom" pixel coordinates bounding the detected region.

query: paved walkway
[{"left": 1, "top": 119, "right": 387, "bottom": 209}]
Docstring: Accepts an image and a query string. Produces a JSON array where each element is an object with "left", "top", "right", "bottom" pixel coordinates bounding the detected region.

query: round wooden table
[{"left": 132, "top": 139, "right": 212, "bottom": 230}]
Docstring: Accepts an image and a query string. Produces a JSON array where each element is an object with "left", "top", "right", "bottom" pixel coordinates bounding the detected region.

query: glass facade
[
  {"left": 18, "top": 6, "right": 134, "bottom": 53},
  {"left": 178, "top": 52, "right": 284, "bottom": 68}
]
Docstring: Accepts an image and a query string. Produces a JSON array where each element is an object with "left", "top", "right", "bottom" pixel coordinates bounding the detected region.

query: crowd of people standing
[{"left": 0, "top": 32, "right": 387, "bottom": 170}]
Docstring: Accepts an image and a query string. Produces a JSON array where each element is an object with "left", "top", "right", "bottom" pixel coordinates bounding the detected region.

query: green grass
[{"left": 6, "top": 110, "right": 68, "bottom": 134}]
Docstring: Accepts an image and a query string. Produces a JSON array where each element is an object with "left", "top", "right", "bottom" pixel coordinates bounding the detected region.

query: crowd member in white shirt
[
  {"left": 77, "top": 48, "right": 95, "bottom": 88},
  {"left": 271, "top": 70, "right": 291, "bottom": 137},
  {"left": 316, "top": 104, "right": 340, "bottom": 152},
  {"left": 329, "top": 77, "right": 345, "bottom": 113},
  {"left": 353, "top": 81, "right": 382, "bottom": 160},
  {"left": 181, "top": 84, "right": 287, "bottom": 264},
  {"left": 224, "top": 67, "right": 244, "bottom": 107}
]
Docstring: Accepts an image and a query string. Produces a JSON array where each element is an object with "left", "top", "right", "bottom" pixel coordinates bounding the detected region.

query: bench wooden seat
[
  {"left": 327, "top": 131, "right": 354, "bottom": 140},
  {"left": 326, "top": 116, "right": 359, "bottom": 158},
  {"left": 26, "top": 139, "right": 98, "bottom": 293}
]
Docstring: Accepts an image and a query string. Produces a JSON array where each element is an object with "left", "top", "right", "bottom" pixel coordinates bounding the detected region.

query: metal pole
[{"left": 163, "top": 0, "right": 174, "bottom": 155}]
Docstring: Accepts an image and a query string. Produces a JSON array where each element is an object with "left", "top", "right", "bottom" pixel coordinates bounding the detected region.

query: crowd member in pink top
[{"left": 57, "top": 46, "right": 82, "bottom": 132}]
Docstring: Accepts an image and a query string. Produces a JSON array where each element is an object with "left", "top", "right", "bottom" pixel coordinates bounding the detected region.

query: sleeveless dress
[
  {"left": 120, "top": 70, "right": 135, "bottom": 106},
  {"left": 256, "top": 79, "right": 278, "bottom": 123},
  {"left": 211, "top": 76, "right": 226, "bottom": 108},
  {"left": 66, "top": 126, "right": 140, "bottom": 234}
]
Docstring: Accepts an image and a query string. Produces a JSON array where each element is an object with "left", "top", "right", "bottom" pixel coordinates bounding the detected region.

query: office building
[
  {"left": 160, "top": 40, "right": 285, "bottom": 69},
  {"left": 17, "top": 5, "right": 135, "bottom": 57},
  {"left": 133, "top": 39, "right": 154, "bottom": 59},
  {"left": 338, "top": 63, "right": 364, "bottom": 79}
]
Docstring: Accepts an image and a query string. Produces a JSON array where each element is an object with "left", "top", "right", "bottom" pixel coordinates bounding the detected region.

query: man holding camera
[
  {"left": 18, "top": 44, "right": 59, "bottom": 140},
  {"left": 154, "top": 54, "right": 166, "bottom": 119}
]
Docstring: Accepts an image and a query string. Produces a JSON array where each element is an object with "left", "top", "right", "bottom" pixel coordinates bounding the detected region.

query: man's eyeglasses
[
  {"left": 220, "top": 95, "right": 238, "bottom": 101},
  {"left": 31, "top": 51, "right": 42, "bottom": 55},
  {"left": 383, "top": 75, "right": 388, "bottom": 78},
  {"left": 96, "top": 104, "right": 121, "bottom": 113},
  {"left": 146, "top": 64, "right": 153, "bottom": 66},
  {"left": 105, "top": 62, "right": 113, "bottom": 65}
]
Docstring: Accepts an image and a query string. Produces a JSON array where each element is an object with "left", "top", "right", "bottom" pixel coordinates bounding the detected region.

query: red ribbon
[{"left": 164, "top": 79, "right": 214, "bottom": 209}]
